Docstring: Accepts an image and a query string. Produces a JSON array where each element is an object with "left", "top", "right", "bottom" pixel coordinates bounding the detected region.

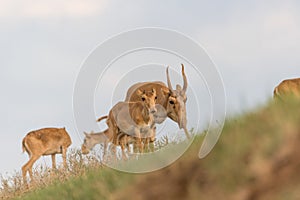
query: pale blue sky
[{"left": 1, "top": 0, "right": 300, "bottom": 174}]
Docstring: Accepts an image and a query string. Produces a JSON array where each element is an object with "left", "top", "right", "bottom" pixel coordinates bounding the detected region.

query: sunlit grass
[
  {"left": 0, "top": 134, "right": 175, "bottom": 200},
  {"left": 0, "top": 149, "right": 104, "bottom": 200},
  {"left": 2, "top": 98, "right": 300, "bottom": 199}
]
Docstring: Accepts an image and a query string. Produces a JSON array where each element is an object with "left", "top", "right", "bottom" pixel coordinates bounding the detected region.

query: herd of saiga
[
  {"left": 21, "top": 64, "right": 190, "bottom": 184},
  {"left": 21, "top": 64, "right": 300, "bottom": 184}
]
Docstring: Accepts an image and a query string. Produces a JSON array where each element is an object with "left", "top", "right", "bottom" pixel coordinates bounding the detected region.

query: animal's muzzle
[
  {"left": 179, "top": 118, "right": 187, "bottom": 129},
  {"left": 150, "top": 108, "right": 157, "bottom": 114}
]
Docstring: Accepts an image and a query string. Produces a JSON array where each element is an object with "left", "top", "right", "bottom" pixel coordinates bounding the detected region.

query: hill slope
[{"left": 16, "top": 100, "right": 300, "bottom": 200}]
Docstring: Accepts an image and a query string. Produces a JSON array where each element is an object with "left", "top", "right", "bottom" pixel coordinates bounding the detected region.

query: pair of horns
[{"left": 166, "top": 64, "right": 187, "bottom": 92}]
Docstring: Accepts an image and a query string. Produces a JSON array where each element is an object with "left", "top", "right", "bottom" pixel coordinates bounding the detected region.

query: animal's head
[
  {"left": 81, "top": 132, "right": 96, "bottom": 154},
  {"left": 165, "top": 64, "right": 188, "bottom": 129},
  {"left": 136, "top": 88, "right": 157, "bottom": 114}
]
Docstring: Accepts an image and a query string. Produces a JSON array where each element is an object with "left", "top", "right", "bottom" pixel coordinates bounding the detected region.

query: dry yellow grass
[
  {"left": 0, "top": 149, "right": 103, "bottom": 200},
  {"left": 0, "top": 136, "right": 172, "bottom": 200}
]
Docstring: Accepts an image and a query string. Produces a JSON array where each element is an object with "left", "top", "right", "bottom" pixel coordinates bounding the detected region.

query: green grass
[
  {"left": 196, "top": 99, "right": 300, "bottom": 197},
  {"left": 16, "top": 169, "right": 133, "bottom": 200},
  {"left": 3, "top": 98, "right": 300, "bottom": 199}
]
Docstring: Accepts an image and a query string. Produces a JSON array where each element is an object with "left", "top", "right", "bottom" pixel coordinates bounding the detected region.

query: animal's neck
[
  {"left": 142, "top": 106, "right": 151, "bottom": 124},
  {"left": 130, "top": 102, "right": 152, "bottom": 124}
]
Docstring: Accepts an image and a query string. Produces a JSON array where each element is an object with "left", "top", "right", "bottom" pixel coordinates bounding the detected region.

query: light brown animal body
[
  {"left": 116, "top": 123, "right": 156, "bottom": 156},
  {"left": 81, "top": 129, "right": 112, "bottom": 156},
  {"left": 125, "top": 64, "right": 189, "bottom": 139},
  {"left": 96, "top": 89, "right": 157, "bottom": 158},
  {"left": 21, "top": 127, "right": 72, "bottom": 184},
  {"left": 274, "top": 78, "right": 300, "bottom": 99},
  {"left": 81, "top": 130, "right": 136, "bottom": 159}
]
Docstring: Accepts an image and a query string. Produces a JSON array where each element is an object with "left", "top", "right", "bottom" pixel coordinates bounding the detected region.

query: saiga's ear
[
  {"left": 83, "top": 132, "right": 89, "bottom": 137},
  {"left": 152, "top": 88, "right": 156, "bottom": 94},
  {"left": 136, "top": 89, "right": 143, "bottom": 96},
  {"left": 161, "top": 87, "right": 170, "bottom": 95}
]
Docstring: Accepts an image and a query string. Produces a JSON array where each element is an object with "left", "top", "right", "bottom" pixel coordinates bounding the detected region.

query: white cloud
[{"left": 0, "top": 0, "right": 108, "bottom": 20}]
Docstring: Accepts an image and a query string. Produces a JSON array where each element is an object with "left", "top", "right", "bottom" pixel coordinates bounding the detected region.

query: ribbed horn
[
  {"left": 181, "top": 64, "right": 187, "bottom": 92},
  {"left": 166, "top": 66, "right": 173, "bottom": 91}
]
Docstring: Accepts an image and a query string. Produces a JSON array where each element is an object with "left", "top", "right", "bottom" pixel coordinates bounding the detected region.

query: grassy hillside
[{"left": 3, "top": 99, "right": 300, "bottom": 200}]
